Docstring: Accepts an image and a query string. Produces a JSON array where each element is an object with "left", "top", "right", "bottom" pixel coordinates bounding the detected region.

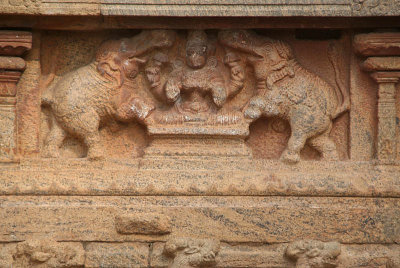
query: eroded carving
[
  {"left": 12, "top": 239, "right": 85, "bottom": 267},
  {"left": 286, "top": 240, "right": 341, "bottom": 268},
  {"left": 164, "top": 237, "right": 220, "bottom": 268},
  {"left": 115, "top": 212, "right": 171, "bottom": 235},
  {"left": 219, "top": 30, "right": 350, "bottom": 163},
  {"left": 351, "top": 0, "right": 400, "bottom": 16},
  {"left": 41, "top": 30, "right": 175, "bottom": 159},
  {"left": 145, "top": 30, "right": 244, "bottom": 124}
]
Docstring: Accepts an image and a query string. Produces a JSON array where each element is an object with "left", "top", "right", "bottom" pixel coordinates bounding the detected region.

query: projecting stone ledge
[
  {"left": 354, "top": 32, "right": 400, "bottom": 56},
  {"left": 2, "top": 0, "right": 400, "bottom": 17},
  {"left": 1, "top": 159, "right": 400, "bottom": 197}
]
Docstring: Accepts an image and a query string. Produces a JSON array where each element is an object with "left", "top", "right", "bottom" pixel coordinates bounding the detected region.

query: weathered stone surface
[
  {"left": 339, "top": 244, "right": 400, "bottom": 268},
  {"left": 12, "top": 240, "right": 85, "bottom": 267},
  {"left": 2, "top": 0, "right": 400, "bottom": 17},
  {"left": 163, "top": 237, "right": 220, "bottom": 268},
  {"left": 286, "top": 240, "right": 341, "bottom": 268},
  {"left": 151, "top": 242, "right": 400, "bottom": 267},
  {"left": 0, "top": 31, "right": 32, "bottom": 56},
  {"left": 1, "top": 159, "right": 399, "bottom": 197},
  {"left": 0, "top": 56, "right": 25, "bottom": 70},
  {"left": 0, "top": 30, "right": 32, "bottom": 161},
  {"left": 0, "top": 196, "right": 399, "bottom": 244},
  {"left": 354, "top": 32, "right": 400, "bottom": 56},
  {"left": 362, "top": 57, "right": 400, "bottom": 72},
  {"left": 115, "top": 212, "right": 171, "bottom": 235},
  {"left": 0, "top": 243, "right": 15, "bottom": 268},
  {"left": 85, "top": 242, "right": 149, "bottom": 267},
  {"left": 0, "top": 8, "right": 399, "bottom": 268}
]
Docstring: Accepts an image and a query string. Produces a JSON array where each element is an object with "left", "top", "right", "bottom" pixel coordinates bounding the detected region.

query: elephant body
[
  {"left": 218, "top": 30, "right": 349, "bottom": 163},
  {"left": 41, "top": 30, "right": 176, "bottom": 159},
  {"left": 42, "top": 62, "right": 153, "bottom": 160}
]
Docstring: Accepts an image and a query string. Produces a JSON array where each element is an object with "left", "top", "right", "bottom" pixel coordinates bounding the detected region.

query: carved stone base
[
  {"left": 144, "top": 136, "right": 251, "bottom": 158},
  {"left": 145, "top": 121, "right": 251, "bottom": 157}
]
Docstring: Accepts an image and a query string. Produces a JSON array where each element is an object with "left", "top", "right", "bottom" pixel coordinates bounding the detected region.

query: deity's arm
[
  {"left": 145, "top": 52, "right": 169, "bottom": 103},
  {"left": 224, "top": 52, "right": 245, "bottom": 97},
  {"left": 164, "top": 67, "right": 183, "bottom": 103},
  {"left": 207, "top": 71, "right": 227, "bottom": 108}
]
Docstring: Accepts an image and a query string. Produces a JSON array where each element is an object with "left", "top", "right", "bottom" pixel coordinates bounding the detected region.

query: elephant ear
[
  {"left": 96, "top": 40, "right": 124, "bottom": 86},
  {"left": 97, "top": 58, "right": 124, "bottom": 87},
  {"left": 283, "top": 84, "right": 307, "bottom": 105}
]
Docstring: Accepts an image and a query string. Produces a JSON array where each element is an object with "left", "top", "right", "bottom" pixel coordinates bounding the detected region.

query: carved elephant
[
  {"left": 218, "top": 30, "right": 350, "bottom": 163},
  {"left": 41, "top": 30, "right": 176, "bottom": 159}
]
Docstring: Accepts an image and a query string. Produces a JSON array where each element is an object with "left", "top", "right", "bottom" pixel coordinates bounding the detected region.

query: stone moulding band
[{"left": 1, "top": 159, "right": 399, "bottom": 197}]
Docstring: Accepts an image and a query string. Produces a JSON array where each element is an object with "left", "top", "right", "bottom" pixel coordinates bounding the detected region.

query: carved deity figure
[
  {"left": 164, "top": 237, "right": 220, "bottom": 268},
  {"left": 219, "top": 30, "right": 350, "bottom": 163},
  {"left": 146, "top": 30, "right": 244, "bottom": 118},
  {"left": 41, "top": 30, "right": 175, "bottom": 159}
]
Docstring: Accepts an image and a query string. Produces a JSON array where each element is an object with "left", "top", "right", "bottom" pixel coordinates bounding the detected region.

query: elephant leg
[
  {"left": 243, "top": 96, "right": 266, "bottom": 120},
  {"left": 281, "top": 130, "right": 308, "bottom": 164},
  {"left": 308, "top": 125, "right": 339, "bottom": 161},
  {"left": 281, "top": 106, "right": 319, "bottom": 164},
  {"left": 43, "top": 114, "right": 67, "bottom": 158},
  {"left": 69, "top": 110, "right": 103, "bottom": 160}
]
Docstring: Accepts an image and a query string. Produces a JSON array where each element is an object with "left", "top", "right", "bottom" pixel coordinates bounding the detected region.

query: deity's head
[{"left": 186, "top": 30, "right": 208, "bottom": 69}]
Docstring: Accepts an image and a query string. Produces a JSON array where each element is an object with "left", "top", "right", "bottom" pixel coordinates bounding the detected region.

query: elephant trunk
[
  {"left": 218, "top": 30, "right": 269, "bottom": 58},
  {"left": 123, "top": 30, "right": 176, "bottom": 58}
]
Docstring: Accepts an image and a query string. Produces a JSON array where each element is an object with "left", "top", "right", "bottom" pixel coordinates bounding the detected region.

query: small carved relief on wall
[
  {"left": 351, "top": 0, "right": 400, "bottom": 16},
  {"left": 163, "top": 237, "right": 220, "bottom": 268},
  {"left": 39, "top": 29, "right": 350, "bottom": 162},
  {"left": 286, "top": 240, "right": 341, "bottom": 268},
  {"left": 12, "top": 239, "right": 85, "bottom": 267}
]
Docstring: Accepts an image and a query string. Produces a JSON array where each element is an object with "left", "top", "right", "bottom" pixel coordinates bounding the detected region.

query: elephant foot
[
  {"left": 87, "top": 147, "right": 105, "bottom": 161},
  {"left": 323, "top": 150, "right": 339, "bottom": 161},
  {"left": 243, "top": 107, "right": 262, "bottom": 121},
  {"left": 280, "top": 150, "right": 300, "bottom": 164},
  {"left": 42, "top": 147, "right": 60, "bottom": 158}
]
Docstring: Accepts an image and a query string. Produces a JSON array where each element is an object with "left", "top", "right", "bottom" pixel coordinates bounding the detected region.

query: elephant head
[
  {"left": 218, "top": 30, "right": 294, "bottom": 85},
  {"left": 96, "top": 30, "right": 176, "bottom": 87}
]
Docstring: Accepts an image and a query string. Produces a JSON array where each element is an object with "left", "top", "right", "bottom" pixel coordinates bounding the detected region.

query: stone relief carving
[
  {"left": 115, "top": 212, "right": 171, "bottom": 235},
  {"left": 219, "top": 30, "right": 350, "bottom": 163},
  {"left": 351, "top": 0, "right": 400, "bottom": 16},
  {"left": 164, "top": 237, "right": 220, "bottom": 268},
  {"left": 145, "top": 29, "right": 244, "bottom": 125},
  {"left": 41, "top": 30, "right": 175, "bottom": 159},
  {"left": 285, "top": 240, "right": 341, "bottom": 268},
  {"left": 12, "top": 239, "right": 85, "bottom": 267},
  {"left": 38, "top": 29, "right": 352, "bottom": 162}
]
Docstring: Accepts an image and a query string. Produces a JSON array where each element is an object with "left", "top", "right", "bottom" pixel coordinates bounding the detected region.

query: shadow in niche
[{"left": 246, "top": 117, "right": 321, "bottom": 160}]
